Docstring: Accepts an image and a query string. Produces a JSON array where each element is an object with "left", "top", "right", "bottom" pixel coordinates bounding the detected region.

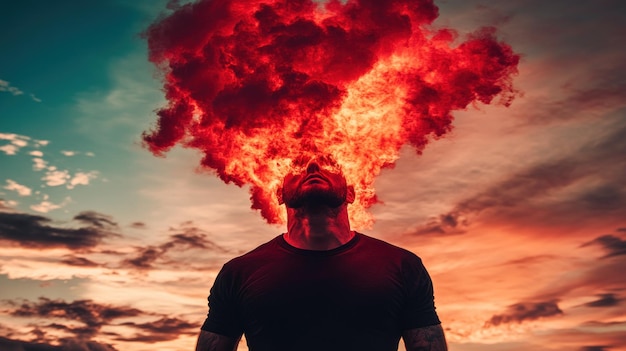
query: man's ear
[
  {"left": 276, "top": 186, "right": 284, "bottom": 205},
  {"left": 346, "top": 185, "right": 355, "bottom": 204}
]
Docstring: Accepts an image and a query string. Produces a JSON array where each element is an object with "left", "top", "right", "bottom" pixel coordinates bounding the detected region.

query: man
[{"left": 196, "top": 155, "right": 447, "bottom": 351}]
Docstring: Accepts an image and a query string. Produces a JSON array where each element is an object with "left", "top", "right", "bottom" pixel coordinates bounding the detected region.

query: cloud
[
  {"left": 121, "top": 224, "right": 229, "bottom": 269},
  {"left": 73, "top": 211, "right": 118, "bottom": 229},
  {"left": 0, "top": 198, "right": 18, "bottom": 211},
  {"left": 122, "top": 246, "right": 161, "bottom": 269},
  {"left": 0, "top": 132, "right": 30, "bottom": 155},
  {"left": 579, "top": 347, "right": 611, "bottom": 351},
  {"left": 485, "top": 300, "right": 563, "bottom": 327},
  {"left": 582, "top": 232, "right": 626, "bottom": 258},
  {"left": 61, "top": 150, "right": 76, "bottom": 156},
  {"left": 0, "top": 336, "right": 119, "bottom": 351},
  {"left": 410, "top": 117, "right": 626, "bottom": 235},
  {"left": 60, "top": 255, "right": 100, "bottom": 267},
  {"left": 30, "top": 196, "right": 71, "bottom": 213},
  {"left": 42, "top": 169, "right": 70, "bottom": 187},
  {"left": 39, "top": 169, "right": 98, "bottom": 189},
  {"left": 9, "top": 297, "right": 143, "bottom": 327},
  {"left": 3, "top": 297, "right": 196, "bottom": 347},
  {"left": 117, "top": 317, "right": 197, "bottom": 342},
  {"left": 0, "top": 79, "right": 41, "bottom": 102},
  {"left": 130, "top": 221, "right": 146, "bottom": 228},
  {"left": 0, "top": 211, "right": 115, "bottom": 249},
  {"left": 8, "top": 298, "right": 142, "bottom": 338},
  {"left": 32, "top": 157, "right": 48, "bottom": 171},
  {"left": 0, "top": 144, "right": 19, "bottom": 155},
  {"left": 3, "top": 179, "right": 32, "bottom": 196},
  {"left": 30, "top": 94, "right": 42, "bottom": 103},
  {"left": 584, "top": 294, "right": 621, "bottom": 308},
  {"left": 0, "top": 79, "right": 24, "bottom": 96},
  {"left": 67, "top": 171, "right": 99, "bottom": 189}
]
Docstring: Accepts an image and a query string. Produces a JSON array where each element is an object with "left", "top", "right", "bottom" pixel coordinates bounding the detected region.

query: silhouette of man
[{"left": 196, "top": 155, "right": 447, "bottom": 351}]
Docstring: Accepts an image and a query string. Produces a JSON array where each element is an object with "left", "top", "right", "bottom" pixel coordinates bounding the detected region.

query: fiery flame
[{"left": 142, "top": 0, "right": 519, "bottom": 229}]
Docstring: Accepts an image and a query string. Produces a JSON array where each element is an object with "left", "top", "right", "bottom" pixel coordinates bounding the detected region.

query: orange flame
[{"left": 142, "top": 0, "right": 519, "bottom": 229}]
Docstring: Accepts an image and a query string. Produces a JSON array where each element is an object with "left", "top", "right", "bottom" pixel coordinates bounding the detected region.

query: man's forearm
[
  {"left": 402, "top": 324, "right": 448, "bottom": 351},
  {"left": 195, "top": 330, "right": 241, "bottom": 351}
]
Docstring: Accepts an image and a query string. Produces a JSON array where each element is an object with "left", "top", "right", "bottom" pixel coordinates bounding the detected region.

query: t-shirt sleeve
[
  {"left": 200, "top": 263, "right": 244, "bottom": 338},
  {"left": 400, "top": 254, "right": 441, "bottom": 330}
]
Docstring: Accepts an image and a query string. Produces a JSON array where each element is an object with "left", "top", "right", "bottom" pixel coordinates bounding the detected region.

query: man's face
[{"left": 281, "top": 156, "right": 352, "bottom": 209}]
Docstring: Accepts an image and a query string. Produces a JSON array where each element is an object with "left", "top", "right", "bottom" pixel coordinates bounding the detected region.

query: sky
[{"left": 0, "top": 0, "right": 625, "bottom": 350}]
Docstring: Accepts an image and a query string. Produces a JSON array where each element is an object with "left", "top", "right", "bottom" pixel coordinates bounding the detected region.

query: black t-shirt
[{"left": 202, "top": 233, "right": 440, "bottom": 351}]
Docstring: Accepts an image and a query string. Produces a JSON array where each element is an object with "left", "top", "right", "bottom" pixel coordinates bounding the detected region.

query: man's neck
[{"left": 283, "top": 204, "right": 354, "bottom": 251}]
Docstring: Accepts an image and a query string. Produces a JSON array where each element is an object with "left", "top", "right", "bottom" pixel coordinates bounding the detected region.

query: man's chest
[{"left": 236, "top": 255, "right": 406, "bottom": 329}]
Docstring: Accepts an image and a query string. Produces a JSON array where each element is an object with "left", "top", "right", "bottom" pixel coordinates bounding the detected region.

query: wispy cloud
[
  {"left": 60, "top": 255, "right": 101, "bottom": 267},
  {"left": 0, "top": 79, "right": 41, "bottom": 102},
  {"left": 582, "top": 233, "right": 626, "bottom": 258},
  {"left": 409, "top": 116, "right": 626, "bottom": 236},
  {"left": 121, "top": 223, "right": 229, "bottom": 270},
  {"left": 583, "top": 294, "right": 621, "bottom": 308},
  {"left": 73, "top": 211, "right": 118, "bottom": 229},
  {"left": 0, "top": 79, "right": 24, "bottom": 96},
  {"left": 484, "top": 300, "right": 563, "bottom": 327},
  {"left": 116, "top": 317, "right": 197, "bottom": 342}
]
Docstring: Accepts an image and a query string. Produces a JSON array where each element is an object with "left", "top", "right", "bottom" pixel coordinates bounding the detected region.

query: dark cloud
[
  {"left": 485, "top": 300, "right": 563, "bottom": 327},
  {"left": 0, "top": 211, "right": 116, "bottom": 249},
  {"left": 130, "top": 221, "right": 146, "bottom": 229},
  {"left": 584, "top": 294, "right": 621, "bottom": 308},
  {"left": 579, "top": 347, "right": 611, "bottom": 351},
  {"left": 73, "top": 211, "right": 118, "bottom": 229},
  {"left": 3, "top": 297, "right": 197, "bottom": 348},
  {"left": 166, "top": 225, "right": 228, "bottom": 252},
  {"left": 0, "top": 336, "right": 119, "bottom": 351},
  {"left": 117, "top": 317, "right": 196, "bottom": 343},
  {"left": 413, "top": 213, "right": 468, "bottom": 235},
  {"left": 60, "top": 255, "right": 100, "bottom": 267},
  {"left": 122, "top": 246, "right": 161, "bottom": 269},
  {"left": 121, "top": 224, "right": 229, "bottom": 269},
  {"left": 8, "top": 298, "right": 142, "bottom": 338},
  {"left": 582, "top": 233, "right": 626, "bottom": 258}
]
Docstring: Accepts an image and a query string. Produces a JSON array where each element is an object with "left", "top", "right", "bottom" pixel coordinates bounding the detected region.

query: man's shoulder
[
  {"left": 358, "top": 233, "right": 415, "bottom": 252},
  {"left": 357, "top": 233, "right": 423, "bottom": 261},
  {"left": 224, "top": 235, "right": 284, "bottom": 267}
]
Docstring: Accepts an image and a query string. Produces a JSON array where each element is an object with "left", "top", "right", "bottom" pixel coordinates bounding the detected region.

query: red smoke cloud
[{"left": 143, "top": 0, "right": 519, "bottom": 228}]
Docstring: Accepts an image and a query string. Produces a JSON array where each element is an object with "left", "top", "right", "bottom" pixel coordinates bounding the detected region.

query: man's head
[{"left": 279, "top": 155, "right": 355, "bottom": 210}]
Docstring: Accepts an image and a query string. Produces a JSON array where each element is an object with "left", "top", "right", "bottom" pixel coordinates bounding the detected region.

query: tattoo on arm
[
  {"left": 195, "top": 330, "right": 242, "bottom": 351},
  {"left": 402, "top": 324, "right": 448, "bottom": 351}
]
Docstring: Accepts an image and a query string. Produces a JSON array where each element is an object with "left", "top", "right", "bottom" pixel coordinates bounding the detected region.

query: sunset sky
[{"left": 1, "top": 0, "right": 625, "bottom": 350}]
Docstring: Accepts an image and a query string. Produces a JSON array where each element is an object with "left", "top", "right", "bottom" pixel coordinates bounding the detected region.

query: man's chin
[{"left": 286, "top": 192, "right": 346, "bottom": 209}]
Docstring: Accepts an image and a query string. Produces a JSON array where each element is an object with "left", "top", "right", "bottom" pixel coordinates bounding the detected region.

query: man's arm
[
  {"left": 195, "top": 330, "right": 241, "bottom": 351},
  {"left": 402, "top": 324, "right": 448, "bottom": 351}
]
